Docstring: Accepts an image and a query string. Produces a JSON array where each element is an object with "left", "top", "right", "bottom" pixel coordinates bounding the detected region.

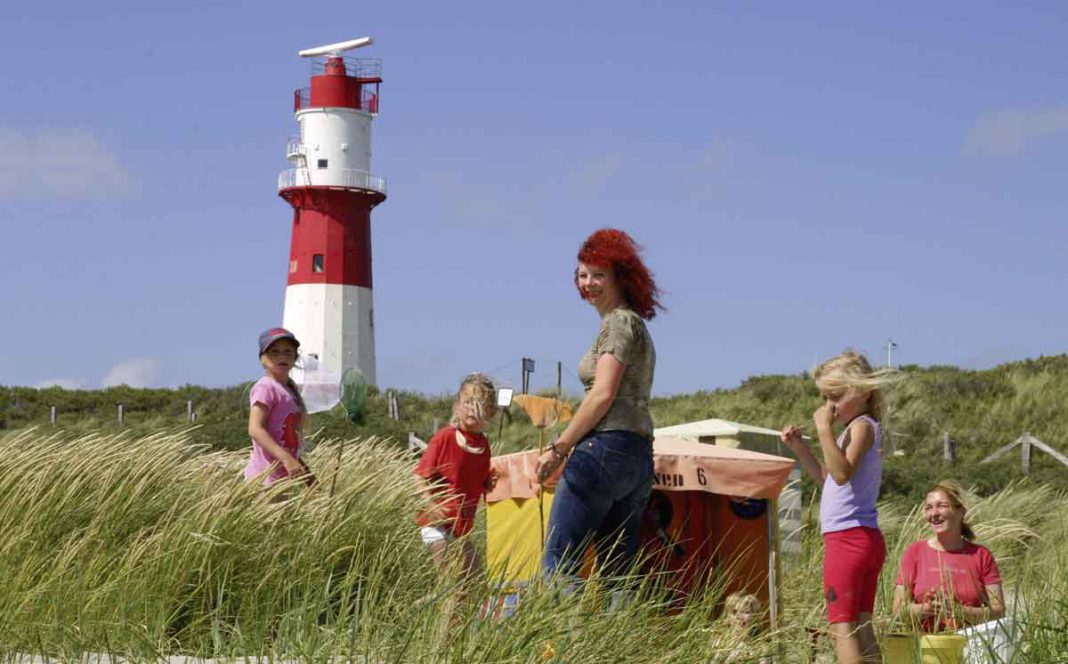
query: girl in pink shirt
[{"left": 244, "top": 327, "right": 312, "bottom": 486}]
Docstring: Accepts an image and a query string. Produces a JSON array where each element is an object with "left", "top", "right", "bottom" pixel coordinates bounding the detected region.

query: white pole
[{"left": 766, "top": 499, "right": 781, "bottom": 630}]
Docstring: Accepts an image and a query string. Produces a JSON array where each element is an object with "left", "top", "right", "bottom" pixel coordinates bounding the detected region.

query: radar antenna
[{"left": 298, "top": 37, "right": 373, "bottom": 58}]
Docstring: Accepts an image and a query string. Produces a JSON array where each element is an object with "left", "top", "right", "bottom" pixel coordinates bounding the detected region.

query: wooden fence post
[
  {"left": 943, "top": 432, "right": 956, "bottom": 465},
  {"left": 50, "top": 406, "right": 57, "bottom": 426},
  {"left": 118, "top": 404, "right": 125, "bottom": 426},
  {"left": 187, "top": 400, "right": 194, "bottom": 423}
]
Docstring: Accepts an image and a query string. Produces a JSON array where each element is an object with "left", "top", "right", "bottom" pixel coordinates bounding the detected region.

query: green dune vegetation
[
  {"left": 4, "top": 354, "right": 1068, "bottom": 496},
  {"left": 1, "top": 355, "right": 1066, "bottom": 660}
]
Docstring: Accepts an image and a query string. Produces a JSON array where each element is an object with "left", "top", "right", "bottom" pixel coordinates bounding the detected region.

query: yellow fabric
[{"left": 486, "top": 489, "right": 555, "bottom": 583}]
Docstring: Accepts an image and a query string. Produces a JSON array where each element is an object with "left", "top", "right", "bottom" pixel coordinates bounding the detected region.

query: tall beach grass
[{"left": 0, "top": 428, "right": 1065, "bottom": 662}]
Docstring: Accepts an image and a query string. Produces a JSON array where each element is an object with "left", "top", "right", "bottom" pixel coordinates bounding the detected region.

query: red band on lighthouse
[{"left": 282, "top": 189, "right": 377, "bottom": 288}]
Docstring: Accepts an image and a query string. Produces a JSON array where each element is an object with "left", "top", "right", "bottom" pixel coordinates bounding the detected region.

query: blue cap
[{"left": 258, "top": 327, "right": 300, "bottom": 355}]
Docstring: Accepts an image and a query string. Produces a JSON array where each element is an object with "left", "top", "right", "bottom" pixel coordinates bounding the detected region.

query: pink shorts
[{"left": 823, "top": 526, "right": 886, "bottom": 623}]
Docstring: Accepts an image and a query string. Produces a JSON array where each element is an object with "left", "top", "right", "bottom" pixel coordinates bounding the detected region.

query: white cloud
[
  {"left": 0, "top": 128, "right": 133, "bottom": 200},
  {"left": 101, "top": 358, "right": 163, "bottom": 388},
  {"left": 964, "top": 106, "right": 1068, "bottom": 156},
  {"left": 35, "top": 378, "right": 86, "bottom": 389}
]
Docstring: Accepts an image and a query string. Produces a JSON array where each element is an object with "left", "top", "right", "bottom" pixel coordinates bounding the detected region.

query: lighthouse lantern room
[{"left": 278, "top": 37, "right": 386, "bottom": 387}]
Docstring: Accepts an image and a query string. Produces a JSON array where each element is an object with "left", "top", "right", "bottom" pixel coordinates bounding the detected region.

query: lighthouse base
[{"left": 283, "top": 283, "right": 376, "bottom": 386}]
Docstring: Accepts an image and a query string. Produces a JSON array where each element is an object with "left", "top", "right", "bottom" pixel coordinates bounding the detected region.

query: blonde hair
[
  {"left": 449, "top": 373, "right": 498, "bottom": 426},
  {"left": 724, "top": 592, "right": 763, "bottom": 635},
  {"left": 813, "top": 350, "right": 897, "bottom": 421},
  {"left": 928, "top": 479, "right": 976, "bottom": 541},
  {"left": 283, "top": 377, "right": 308, "bottom": 416}
]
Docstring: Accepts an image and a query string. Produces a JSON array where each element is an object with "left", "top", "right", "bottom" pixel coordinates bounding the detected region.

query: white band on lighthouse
[{"left": 284, "top": 283, "right": 376, "bottom": 388}]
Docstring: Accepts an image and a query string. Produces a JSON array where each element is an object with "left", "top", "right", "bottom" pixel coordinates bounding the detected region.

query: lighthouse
[{"left": 278, "top": 37, "right": 386, "bottom": 387}]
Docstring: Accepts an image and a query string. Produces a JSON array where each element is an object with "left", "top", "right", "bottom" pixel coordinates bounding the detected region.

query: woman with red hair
[{"left": 535, "top": 228, "right": 662, "bottom": 584}]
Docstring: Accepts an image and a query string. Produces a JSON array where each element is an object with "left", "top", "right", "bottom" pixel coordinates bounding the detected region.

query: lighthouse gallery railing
[{"left": 278, "top": 168, "right": 387, "bottom": 196}]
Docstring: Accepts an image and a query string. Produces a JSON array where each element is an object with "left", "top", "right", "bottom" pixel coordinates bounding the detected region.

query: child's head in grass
[{"left": 724, "top": 591, "right": 763, "bottom": 637}]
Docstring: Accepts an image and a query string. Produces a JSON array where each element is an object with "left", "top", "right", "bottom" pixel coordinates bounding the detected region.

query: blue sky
[{"left": 1, "top": 1, "right": 1065, "bottom": 396}]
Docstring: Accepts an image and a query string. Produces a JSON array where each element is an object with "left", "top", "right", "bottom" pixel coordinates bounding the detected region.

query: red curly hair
[{"left": 575, "top": 228, "right": 662, "bottom": 320}]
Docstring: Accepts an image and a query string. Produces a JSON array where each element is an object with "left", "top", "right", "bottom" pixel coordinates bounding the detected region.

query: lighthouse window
[
  {"left": 312, "top": 254, "right": 325, "bottom": 273},
  {"left": 317, "top": 159, "right": 328, "bottom": 169}
]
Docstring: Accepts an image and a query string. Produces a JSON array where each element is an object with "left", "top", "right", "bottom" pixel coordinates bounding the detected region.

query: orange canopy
[
  {"left": 511, "top": 394, "right": 574, "bottom": 428},
  {"left": 487, "top": 435, "right": 795, "bottom": 503}
]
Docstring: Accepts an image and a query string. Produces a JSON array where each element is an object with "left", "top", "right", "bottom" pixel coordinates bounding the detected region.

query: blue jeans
[{"left": 542, "top": 430, "right": 654, "bottom": 581}]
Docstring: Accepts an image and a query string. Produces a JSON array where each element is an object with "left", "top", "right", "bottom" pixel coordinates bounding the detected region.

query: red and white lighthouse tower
[{"left": 278, "top": 37, "right": 386, "bottom": 386}]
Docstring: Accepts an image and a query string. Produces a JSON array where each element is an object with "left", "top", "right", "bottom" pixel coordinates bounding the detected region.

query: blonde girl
[
  {"left": 720, "top": 592, "right": 769, "bottom": 663},
  {"left": 781, "top": 350, "right": 895, "bottom": 664},
  {"left": 414, "top": 373, "right": 500, "bottom": 573}
]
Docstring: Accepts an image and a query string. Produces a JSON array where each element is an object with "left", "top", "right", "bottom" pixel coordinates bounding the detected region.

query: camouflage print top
[{"left": 577, "top": 307, "right": 656, "bottom": 440}]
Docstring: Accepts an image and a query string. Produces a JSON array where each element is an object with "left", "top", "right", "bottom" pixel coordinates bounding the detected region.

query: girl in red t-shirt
[
  {"left": 414, "top": 373, "right": 499, "bottom": 575},
  {"left": 893, "top": 480, "right": 1005, "bottom": 632}
]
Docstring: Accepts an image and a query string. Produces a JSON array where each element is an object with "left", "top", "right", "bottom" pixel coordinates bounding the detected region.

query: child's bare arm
[
  {"left": 780, "top": 425, "right": 826, "bottom": 484},
  {"left": 248, "top": 404, "right": 303, "bottom": 475},
  {"left": 818, "top": 412, "right": 874, "bottom": 485}
]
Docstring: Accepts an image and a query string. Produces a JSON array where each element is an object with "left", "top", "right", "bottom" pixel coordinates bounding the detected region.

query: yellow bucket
[
  {"left": 920, "top": 634, "right": 967, "bottom": 664},
  {"left": 884, "top": 633, "right": 919, "bottom": 663},
  {"left": 883, "top": 633, "right": 967, "bottom": 664}
]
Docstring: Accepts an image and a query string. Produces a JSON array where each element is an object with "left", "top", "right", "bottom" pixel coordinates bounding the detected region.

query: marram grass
[{"left": 1, "top": 428, "right": 1066, "bottom": 662}]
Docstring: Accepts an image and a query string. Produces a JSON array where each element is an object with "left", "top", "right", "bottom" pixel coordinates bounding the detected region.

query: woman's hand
[
  {"left": 535, "top": 443, "right": 568, "bottom": 483},
  {"left": 917, "top": 590, "right": 943, "bottom": 619}
]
